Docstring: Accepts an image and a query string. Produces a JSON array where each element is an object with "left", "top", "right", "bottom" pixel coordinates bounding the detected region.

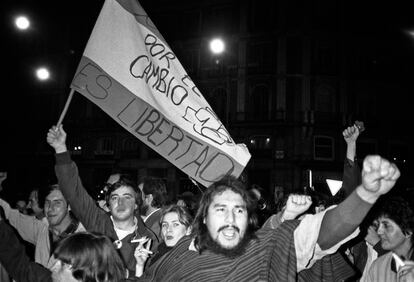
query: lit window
[{"left": 248, "top": 135, "right": 272, "bottom": 150}]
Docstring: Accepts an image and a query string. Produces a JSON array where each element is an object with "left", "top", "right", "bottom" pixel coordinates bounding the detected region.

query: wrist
[
  {"left": 282, "top": 210, "right": 298, "bottom": 221},
  {"left": 54, "top": 145, "right": 67, "bottom": 154},
  {"left": 356, "top": 185, "right": 380, "bottom": 204},
  {"left": 135, "top": 265, "right": 143, "bottom": 278}
]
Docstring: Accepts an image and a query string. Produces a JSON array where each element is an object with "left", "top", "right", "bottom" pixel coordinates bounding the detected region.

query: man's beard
[{"left": 204, "top": 227, "right": 254, "bottom": 259}]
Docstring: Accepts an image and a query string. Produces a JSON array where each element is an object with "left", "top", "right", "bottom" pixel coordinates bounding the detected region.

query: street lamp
[
  {"left": 36, "top": 67, "right": 50, "bottom": 81},
  {"left": 209, "top": 38, "right": 229, "bottom": 126},
  {"left": 209, "top": 38, "right": 225, "bottom": 54},
  {"left": 14, "top": 15, "right": 30, "bottom": 30}
]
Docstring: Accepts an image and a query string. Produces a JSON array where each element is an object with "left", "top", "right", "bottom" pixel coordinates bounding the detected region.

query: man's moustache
[{"left": 218, "top": 225, "right": 240, "bottom": 233}]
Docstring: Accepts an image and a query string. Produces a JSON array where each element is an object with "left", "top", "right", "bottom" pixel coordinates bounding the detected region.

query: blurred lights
[
  {"left": 209, "top": 38, "right": 225, "bottom": 54},
  {"left": 36, "top": 67, "right": 50, "bottom": 81},
  {"left": 406, "top": 30, "right": 414, "bottom": 39},
  {"left": 15, "top": 16, "right": 30, "bottom": 30}
]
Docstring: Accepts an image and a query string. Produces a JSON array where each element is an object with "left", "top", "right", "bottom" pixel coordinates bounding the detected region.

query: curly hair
[{"left": 192, "top": 176, "right": 258, "bottom": 253}]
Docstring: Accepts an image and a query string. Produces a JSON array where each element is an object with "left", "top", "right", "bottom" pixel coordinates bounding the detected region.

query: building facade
[{"left": 18, "top": 0, "right": 412, "bottom": 201}]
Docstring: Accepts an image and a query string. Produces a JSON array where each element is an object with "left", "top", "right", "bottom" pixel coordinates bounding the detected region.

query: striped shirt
[{"left": 139, "top": 209, "right": 358, "bottom": 282}]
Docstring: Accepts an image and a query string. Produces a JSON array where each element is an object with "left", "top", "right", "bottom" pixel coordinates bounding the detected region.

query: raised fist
[
  {"left": 343, "top": 124, "right": 360, "bottom": 144},
  {"left": 360, "top": 155, "right": 400, "bottom": 202},
  {"left": 283, "top": 194, "right": 312, "bottom": 220}
]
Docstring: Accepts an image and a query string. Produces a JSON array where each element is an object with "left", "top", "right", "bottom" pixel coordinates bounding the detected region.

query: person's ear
[{"left": 186, "top": 226, "right": 192, "bottom": 235}]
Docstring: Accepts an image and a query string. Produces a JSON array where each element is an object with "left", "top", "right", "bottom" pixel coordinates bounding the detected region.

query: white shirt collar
[{"left": 110, "top": 216, "right": 137, "bottom": 240}]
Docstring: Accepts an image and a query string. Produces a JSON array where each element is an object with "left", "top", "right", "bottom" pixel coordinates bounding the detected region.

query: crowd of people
[{"left": 0, "top": 123, "right": 412, "bottom": 282}]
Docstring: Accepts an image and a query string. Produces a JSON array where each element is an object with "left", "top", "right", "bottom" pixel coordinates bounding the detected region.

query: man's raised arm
[
  {"left": 46, "top": 125, "right": 110, "bottom": 233},
  {"left": 317, "top": 155, "right": 400, "bottom": 250}
]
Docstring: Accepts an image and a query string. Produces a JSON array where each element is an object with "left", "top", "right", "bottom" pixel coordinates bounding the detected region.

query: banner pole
[
  {"left": 57, "top": 89, "right": 75, "bottom": 126},
  {"left": 189, "top": 177, "right": 204, "bottom": 193}
]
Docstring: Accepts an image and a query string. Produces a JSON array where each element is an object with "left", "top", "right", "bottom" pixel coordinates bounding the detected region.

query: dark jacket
[
  {"left": 0, "top": 219, "right": 52, "bottom": 282},
  {"left": 55, "top": 152, "right": 159, "bottom": 278}
]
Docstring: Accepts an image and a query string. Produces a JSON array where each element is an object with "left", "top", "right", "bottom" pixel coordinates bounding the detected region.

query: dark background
[{"left": 1, "top": 0, "right": 414, "bottom": 202}]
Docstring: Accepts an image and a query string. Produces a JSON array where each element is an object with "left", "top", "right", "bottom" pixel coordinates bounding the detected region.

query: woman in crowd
[
  {"left": 362, "top": 196, "right": 414, "bottom": 282},
  {"left": 135, "top": 204, "right": 193, "bottom": 277}
]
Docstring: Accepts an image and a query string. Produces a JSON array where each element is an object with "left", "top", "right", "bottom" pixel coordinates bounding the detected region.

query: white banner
[{"left": 71, "top": 0, "right": 251, "bottom": 187}]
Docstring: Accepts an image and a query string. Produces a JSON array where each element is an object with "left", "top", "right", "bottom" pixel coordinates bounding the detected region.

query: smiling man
[
  {"left": 0, "top": 184, "right": 85, "bottom": 268},
  {"left": 46, "top": 125, "right": 158, "bottom": 279},
  {"left": 140, "top": 155, "right": 400, "bottom": 281}
]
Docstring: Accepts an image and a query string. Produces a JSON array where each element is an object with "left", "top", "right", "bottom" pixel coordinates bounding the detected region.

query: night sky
[{"left": 1, "top": 0, "right": 414, "bottom": 173}]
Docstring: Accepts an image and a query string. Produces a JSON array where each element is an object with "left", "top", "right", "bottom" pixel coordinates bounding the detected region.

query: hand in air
[
  {"left": 283, "top": 194, "right": 312, "bottom": 220},
  {"left": 46, "top": 125, "right": 67, "bottom": 153}
]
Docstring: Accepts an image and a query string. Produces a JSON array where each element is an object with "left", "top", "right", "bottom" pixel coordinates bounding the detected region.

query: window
[
  {"left": 122, "top": 137, "right": 139, "bottom": 152},
  {"left": 248, "top": 84, "right": 269, "bottom": 120},
  {"left": 175, "top": 45, "right": 199, "bottom": 75},
  {"left": 315, "top": 83, "right": 334, "bottom": 113},
  {"left": 68, "top": 136, "right": 83, "bottom": 155},
  {"left": 247, "top": 1, "right": 277, "bottom": 32},
  {"left": 208, "top": 87, "right": 227, "bottom": 122},
  {"left": 311, "top": 0, "right": 339, "bottom": 31},
  {"left": 248, "top": 135, "right": 272, "bottom": 150},
  {"left": 311, "top": 39, "right": 338, "bottom": 75},
  {"left": 286, "top": 77, "right": 302, "bottom": 120},
  {"left": 95, "top": 137, "right": 114, "bottom": 155},
  {"left": 121, "top": 137, "right": 140, "bottom": 157},
  {"left": 203, "top": 6, "right": 237, "bottom": 34},
  {"left": 286, "top": 0, "right": 304, "bottom": 29},
  {"left": 287, "top": 37, "right": 303, "bottom": 74},
  {"left": 313, "top": 135, "right": 334, "bottom": 160},
  {"left": 247, "top": 41, "right": 277, "bottom": 73}
]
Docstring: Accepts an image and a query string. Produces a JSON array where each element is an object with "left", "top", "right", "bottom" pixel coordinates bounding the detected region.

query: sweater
[{"left": 139, "top": 208, "right": 358, "bottom": 281}]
